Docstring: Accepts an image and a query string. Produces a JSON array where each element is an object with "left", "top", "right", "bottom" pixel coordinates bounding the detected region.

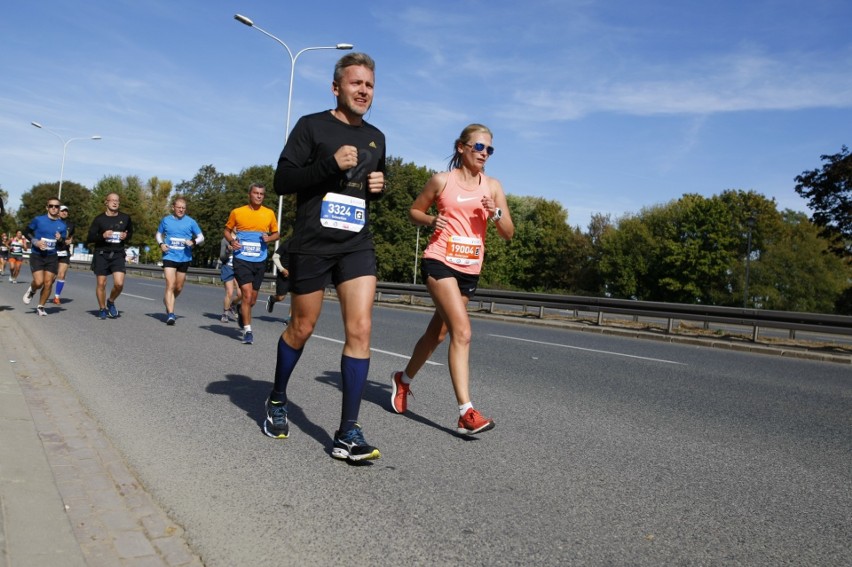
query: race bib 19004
[{"left": 445, "top": 235, "right": 482, "bottom": 266}]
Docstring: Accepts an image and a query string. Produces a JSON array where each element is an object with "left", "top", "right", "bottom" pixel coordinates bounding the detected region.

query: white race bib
[
  {"left": 241, "top": 241, "right": 262, "bottom": 258},
  {"left": 168, "top": 237, "right": 186, "bottom": 251},
  {"left": 445, "top": 235, "right": 482, "bottom": 266},
  {"left": 320, "top": 193, "right": 366, "bottom": 233}
]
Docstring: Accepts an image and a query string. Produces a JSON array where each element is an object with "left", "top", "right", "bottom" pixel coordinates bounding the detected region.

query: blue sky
[{"left": 2, "top": 0, "right": 850, "bottom": 230}]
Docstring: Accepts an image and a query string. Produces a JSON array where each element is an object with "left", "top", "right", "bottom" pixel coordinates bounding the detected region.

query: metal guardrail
[
  {"left": 375, "top": 283, "right": 852, "bottom": 343},
  {"left": 105, "top": 262, "right": 852, "bottom": 343}
]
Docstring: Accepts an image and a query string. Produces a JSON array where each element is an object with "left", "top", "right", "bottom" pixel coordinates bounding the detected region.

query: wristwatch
[{"left": 491, "top": 207, "right": 503, "bottom": 222}]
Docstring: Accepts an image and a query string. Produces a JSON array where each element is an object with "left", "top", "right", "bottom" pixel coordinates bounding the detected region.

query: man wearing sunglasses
[{"left": 22, "top": 198, "right": 67, "bottom": 316}]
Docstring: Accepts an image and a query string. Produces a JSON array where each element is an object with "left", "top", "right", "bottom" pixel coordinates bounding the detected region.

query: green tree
[
  {"left": 752, "top": 210, "right": 849, "bottom": 312},
  {"left": 597, "top": 189, "right": 849, "bottom": 311},
  {"left": 0, "top": 187, "right": 14, "bottom": 235},
  {"left": 600, "top": 195, "right": 739, "bottom": 303},
  {"left": 149, "top": 177, "right": 174, "bottom": 219},
  {"left": 598, "top": 213, "right": 658, "bottom": 299},
  {"left": 656, "top": 194, "right": 739, "bottom": 304},
  {"left": 17, "top": 181, "right": 91, "bottom": 229},
  {"left": 579, "top": 213, "right": 614, "bottom": 295},
  {"left": 716, "top": 189, "right": 784, "bottom": 307},
  {"left": 794, "top": 145, "right": 852, "bottom": 257},
  {"left": 482, "top": 196, "right": 579, "bottom": 291}
]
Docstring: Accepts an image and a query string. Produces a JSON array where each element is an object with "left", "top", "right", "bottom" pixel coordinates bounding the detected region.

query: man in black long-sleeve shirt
[
  {"left": 87, "top": 193, "right": 133, "bottom": 319},
  {"left": 263, "top": 52, "right": 386, "bottom": 462}
]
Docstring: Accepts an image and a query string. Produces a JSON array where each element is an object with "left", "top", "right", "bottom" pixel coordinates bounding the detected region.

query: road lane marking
[
  {"left": 313, "top": 334, "right": 443, "bottom": 365},
  {"left": 122, "top": 293, "right": 155, "bottom": 301},
  {"left": 489, "top": 334, "right": 687, "bottom": 365}
]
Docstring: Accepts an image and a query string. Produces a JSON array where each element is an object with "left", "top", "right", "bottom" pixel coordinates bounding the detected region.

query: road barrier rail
[{"left": 88, "top": 262, "right": 852, "bottom": 343}]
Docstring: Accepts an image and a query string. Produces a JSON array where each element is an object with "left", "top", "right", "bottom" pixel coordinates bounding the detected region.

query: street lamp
[
  {"left": 233, "top": 13, "right": 353, "bottom": 234},
  {"left": 31, "top": 122, "right": 101, "bottom": 201},
  {"left": 743, "top": 213, "right": 757, "bottom": 308},
  {"left": 413, "top": 226, "right": 421, "bottom": 284}
]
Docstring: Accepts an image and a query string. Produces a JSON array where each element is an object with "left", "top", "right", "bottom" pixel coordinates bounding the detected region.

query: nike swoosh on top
[{"left": 457, "top": 195, "right": 478, "bottom": 202}]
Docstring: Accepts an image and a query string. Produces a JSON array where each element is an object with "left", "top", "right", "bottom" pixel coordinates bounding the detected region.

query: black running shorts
[
  {"left": 289, "top": 249, "right": 376, "bottom": 295},
  {"left": 162, "top": 260, "right": 190, "bottom": 273},
  {"left": 29, "top": 253, "right": 59, "bottom": 274},
  {"left": 421, "top": 258, "right": 480, "bottom": 298},
  {"left": 233, "top": 258, "right": 266, "bottom": 290},
  {"left": 92, "top": 250, "right": 127, "bottom": 276}
]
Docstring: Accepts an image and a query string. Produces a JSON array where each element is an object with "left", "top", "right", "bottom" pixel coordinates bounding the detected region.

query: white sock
[
  {"left": 401, "top": 371, "right": 413, "bottom": 385},
  {"left": 459, "top": 402, "right": 473, "bottom": 416},
  {"left": 244, "top": 325, "right": 252, "bottom": 333}
]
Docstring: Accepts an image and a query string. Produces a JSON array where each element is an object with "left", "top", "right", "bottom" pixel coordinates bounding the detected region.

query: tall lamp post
[
  {"left": 233, "top": 13, "right": 352, "bottom": 233},
  {"left": 743, "top": 213, "right": 757, "bottom": 308},
  {"left": 413, "top": 227, "right": 421, "bottom": 284},
  {"left": 31, "top": 122, "right": 101, "bottom": 201}
]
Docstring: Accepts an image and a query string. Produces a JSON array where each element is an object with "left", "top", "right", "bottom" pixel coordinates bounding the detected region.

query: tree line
[{"left": 2, "top": 146, "right": 850, "bottom": 314}]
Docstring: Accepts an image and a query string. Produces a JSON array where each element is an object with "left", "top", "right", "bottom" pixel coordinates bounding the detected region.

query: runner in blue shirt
[
  {"left": 22, "top": 198, "right": 67, "bottom": 316},
  {"left": 155, "top": 197, "right": 204, "bottom": 325}
]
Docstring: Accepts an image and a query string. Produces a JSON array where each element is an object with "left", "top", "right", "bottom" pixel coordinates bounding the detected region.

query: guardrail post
[
  {"left": 667, "top": 318, "right": 674, "bottom": 333},
  {"left": 596, "top": 311, "right": 603, "bottom": 326},
  {"left": 539, "top": 305, "right": 544, "bottom": 318},
  {"left": 752, "top": 326, "right": 760, "bottom": 342}
]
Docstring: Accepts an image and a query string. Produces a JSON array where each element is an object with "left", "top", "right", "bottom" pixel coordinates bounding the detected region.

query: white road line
[
  {"left": 313, "top": 334, "right": 443, "bottom": 365},
  {"left": 122, "top": 293, "right": 155, "bottom": 301},
  {"left": 489, "top": 334, "right": 687, "bottom": 365}
]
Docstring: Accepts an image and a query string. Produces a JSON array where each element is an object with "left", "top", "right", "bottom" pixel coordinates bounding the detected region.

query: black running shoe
[
  {"left": 263, "top": 398, "right": 289, "bottom": 439},
  {"left": 331, "top": 424, "right": 380, "bottom": 462},
  {"left": 266, "top": 295, "right": 276, "bottom": 313}
]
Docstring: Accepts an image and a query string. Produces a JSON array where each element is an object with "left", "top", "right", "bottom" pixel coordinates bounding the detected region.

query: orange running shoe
[
  {"left": 390, "top": 371, "right": 412, "bottom": 414},
  {"left": 457, "top": 407, "right": 495, "bottom": 435},
  {"left": 53, "top": 296, "right": 61, "bottom": 305}
]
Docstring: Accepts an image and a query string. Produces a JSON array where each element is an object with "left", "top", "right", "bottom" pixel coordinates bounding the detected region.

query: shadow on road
[
  {"left": 206, "top": 373, "right": 332, "bottom": 449},
  {"left": 315, "top": 371, "right": 462, "bottom": 438}
]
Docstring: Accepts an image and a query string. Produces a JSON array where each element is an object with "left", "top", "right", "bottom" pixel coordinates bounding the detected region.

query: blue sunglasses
[{"left": 466, "top": 142, "right": 494, "bottom": 156}]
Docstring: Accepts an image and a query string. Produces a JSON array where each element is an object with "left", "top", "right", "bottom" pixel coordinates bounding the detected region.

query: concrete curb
[{"left": 0, "top": 310, "right": 203, "bottom": 566}]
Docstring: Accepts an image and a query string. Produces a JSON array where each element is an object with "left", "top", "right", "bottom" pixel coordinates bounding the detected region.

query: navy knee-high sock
[
  {"left": 339, "top": 355, "right": 370, "bottom": 432},
  {"left": 271, "top": 336, "right": 303, "bottom": 404}
]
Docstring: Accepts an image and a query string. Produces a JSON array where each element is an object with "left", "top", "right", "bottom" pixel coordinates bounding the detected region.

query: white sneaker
[
  {"left": 23, "top": 288, "right": 34, "bottom": 305},
  {"left": 36, "top": 305, "right": 47, "bottom": 317}
]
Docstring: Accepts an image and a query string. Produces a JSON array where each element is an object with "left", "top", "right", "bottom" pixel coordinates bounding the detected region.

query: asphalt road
[{"left": 2, "top": 271, "right": 850, "bottom": 566}]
